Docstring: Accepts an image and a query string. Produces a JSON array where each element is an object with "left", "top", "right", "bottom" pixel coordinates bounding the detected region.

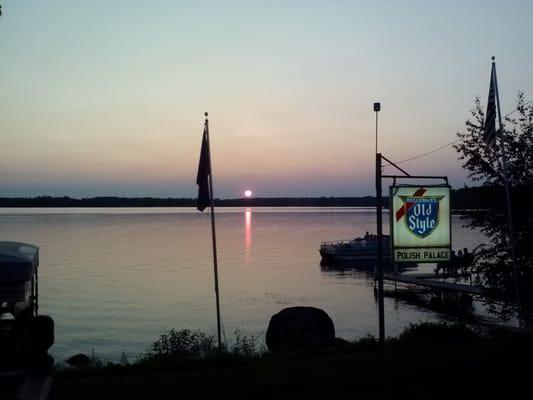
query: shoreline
[{"left": 0, "top": 186, "right": 494, "bottom": 209}]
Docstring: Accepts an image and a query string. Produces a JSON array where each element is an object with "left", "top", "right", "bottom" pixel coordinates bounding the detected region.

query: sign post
[{"left": 376, "top": 153, "right": 385, "bottom": 343}]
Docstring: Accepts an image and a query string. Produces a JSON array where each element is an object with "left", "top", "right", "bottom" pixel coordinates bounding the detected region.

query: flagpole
[
  {"left": 492, "top": 58, "right": 524, "bottom": 328},
  {"left": 204, "top": 112, "right": 223, "bottom": 350}
]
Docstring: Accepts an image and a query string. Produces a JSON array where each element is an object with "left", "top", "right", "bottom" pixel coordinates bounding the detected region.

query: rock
[
  {"left": 66, "top": 353, "right": 91, "bottom": 368},
  {"left": 266, "top": 306, "right": 335, "bottom": 353}
]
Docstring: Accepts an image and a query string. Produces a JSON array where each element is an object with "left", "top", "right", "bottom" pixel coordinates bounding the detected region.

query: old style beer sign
[{"left": 390, "top": 185, "right": 451, "bottom": 263}]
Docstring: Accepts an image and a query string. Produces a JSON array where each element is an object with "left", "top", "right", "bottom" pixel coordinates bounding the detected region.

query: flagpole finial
[
  {"left": 204, "top": 112, "right": 208, "bottom": 117},
  {"left": 491, "top": 56, "right": 495, "bottom": 62}
]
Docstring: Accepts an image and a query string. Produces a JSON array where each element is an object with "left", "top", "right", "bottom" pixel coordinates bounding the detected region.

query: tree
[{"left": 454, "top": 92, "right": 533, "bottom": 320}]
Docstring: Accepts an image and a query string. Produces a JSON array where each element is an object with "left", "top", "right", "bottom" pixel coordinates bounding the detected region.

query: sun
[{"left": 244, "top": 190, "right": 253, "bottom": 198}]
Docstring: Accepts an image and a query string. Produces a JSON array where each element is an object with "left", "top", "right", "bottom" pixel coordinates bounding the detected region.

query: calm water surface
[{"left": 0, "top": 207, "right": 485, "bottom": 361}]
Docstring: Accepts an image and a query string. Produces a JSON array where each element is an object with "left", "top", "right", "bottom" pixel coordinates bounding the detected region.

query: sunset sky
[{"left": 1, "top": 1, "right": 532, "bottom": 198}]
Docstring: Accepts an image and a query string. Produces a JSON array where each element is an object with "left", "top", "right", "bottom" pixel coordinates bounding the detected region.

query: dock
[{"left": 383, "top": 273, "right": 485, "bottom": 295}]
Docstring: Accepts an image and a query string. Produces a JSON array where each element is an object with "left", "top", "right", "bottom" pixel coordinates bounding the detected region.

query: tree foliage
[{"left": 454, "top": 92, "right": 533, "bottom": 319}]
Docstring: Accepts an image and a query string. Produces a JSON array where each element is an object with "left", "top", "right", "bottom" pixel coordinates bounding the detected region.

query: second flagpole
[{"left": 491, "top": 59, "right": 524, "bottom": 328}]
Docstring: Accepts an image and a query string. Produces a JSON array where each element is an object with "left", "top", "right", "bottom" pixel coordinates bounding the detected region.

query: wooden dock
[
  {"left": 398, "top": 272, "right": 471, "bottom": 280},
  {"left": 383, "top": 273, "right": 485, "bottom": 295}
]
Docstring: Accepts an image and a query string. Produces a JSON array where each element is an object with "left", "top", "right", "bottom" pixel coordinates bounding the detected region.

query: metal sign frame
[{"left": 375, "top": 152, "right": 449, "bottom": 343}]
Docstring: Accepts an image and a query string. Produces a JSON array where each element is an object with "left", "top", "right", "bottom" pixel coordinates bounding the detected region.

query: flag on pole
[
  {"left": 194, "top": 113, "right": 223, "bottom": 349},
  {"left": 196, "top": 123, "right": 210, "bottom": 211},
  {"left": 483, "top": 64, "right": 497, "bottom": 146}
]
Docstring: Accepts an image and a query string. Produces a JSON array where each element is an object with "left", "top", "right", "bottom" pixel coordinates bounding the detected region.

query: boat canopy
[{"left": 0, "top": 241, "right": 39, "bottom": 284}]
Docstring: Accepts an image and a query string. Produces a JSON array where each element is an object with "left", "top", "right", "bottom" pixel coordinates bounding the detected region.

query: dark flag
[
  {"left": 483, "top": 65, "right": 497, "bottom": 146},
  {"left": 195, "top": 113, "right": 223, "bottom": 350},
  {"left": 196, "top": 124, "right": 210, "bottom": 211},
  {"left": 482, "top": 58, "right": 524, "bottom": 327}
]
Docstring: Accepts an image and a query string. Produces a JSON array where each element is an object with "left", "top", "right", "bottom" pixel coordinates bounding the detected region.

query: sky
[{"left": 1, "top": 0, "right": 532, "bottom": 198}]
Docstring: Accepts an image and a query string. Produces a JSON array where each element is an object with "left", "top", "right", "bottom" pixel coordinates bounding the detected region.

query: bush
[
  {"left": 352, "top": 334, "right": 379, "bottom": 350},
  {"left": 145, "top": 329, "right": 216, "bottom": 360},
  {"left": 397, "top": 322, "right": 479, "bottom": 345},
  {"left": 230, "top": 329, "right": 264, "bottom": 358}
]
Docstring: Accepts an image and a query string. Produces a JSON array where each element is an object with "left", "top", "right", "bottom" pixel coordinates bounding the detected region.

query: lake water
[{"left": 0, "top": 207, "right": 486, "bottom": 361}]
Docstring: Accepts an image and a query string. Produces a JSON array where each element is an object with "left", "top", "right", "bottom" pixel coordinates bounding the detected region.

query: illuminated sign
[{"left": 390, "top": 185, "right": 451, "bottom": 263}]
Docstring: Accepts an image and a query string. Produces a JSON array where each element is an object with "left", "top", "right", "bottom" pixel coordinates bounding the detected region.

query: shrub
[
  {"left": 398, "top": 322, "right": 479, "bottom": 345},
  {"left": 353, "top": 334, "right": 379, "bottom": 350},
  {"left": 145, "top": 329, "right": 216, "bottom": 360},
  {"left": 230, "top": 329, "right": 264, "bottom": 358}
]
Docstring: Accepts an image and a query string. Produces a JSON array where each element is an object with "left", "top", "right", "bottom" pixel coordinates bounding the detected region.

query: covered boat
[
  {"left": 319, "top": 233, "right": 391, "bottom": 262},
  {"left": 0, "top": 241, "right": 39, "bottom": 313},
  {"left": 0, "top": 241, "right": 54, "bottom": 374}
]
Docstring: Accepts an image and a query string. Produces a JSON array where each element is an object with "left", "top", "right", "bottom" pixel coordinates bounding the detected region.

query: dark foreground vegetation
[{"left": 42, "top": 323, "right": 533, "bottom": 400}]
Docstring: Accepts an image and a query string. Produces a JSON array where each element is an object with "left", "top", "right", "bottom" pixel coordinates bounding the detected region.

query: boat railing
[
  {"left": 320, "top": 236, "right": 391, "bottom": 250},
  {"left": 320, "top": 238, "right": 374, "bottom": 249},
  {"left": 320, "top": 239, "right": 357, "bottom": 247}
]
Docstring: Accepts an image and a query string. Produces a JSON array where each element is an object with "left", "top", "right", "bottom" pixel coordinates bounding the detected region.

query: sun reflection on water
[{"left": 245, "top": 208, "right": 252, "bottom": 262}]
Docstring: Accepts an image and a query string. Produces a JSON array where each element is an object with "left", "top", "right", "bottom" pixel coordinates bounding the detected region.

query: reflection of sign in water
[{"left": 391, "top": 186, "right": 450, "bottom": 263}]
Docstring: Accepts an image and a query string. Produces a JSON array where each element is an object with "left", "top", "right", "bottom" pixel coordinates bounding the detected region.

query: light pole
[
  {"left": 374, "top": 102, "right": 381, "bottom": 155},
  {"left": 374, "top": 102, "right": 385, "bottom": 343}
]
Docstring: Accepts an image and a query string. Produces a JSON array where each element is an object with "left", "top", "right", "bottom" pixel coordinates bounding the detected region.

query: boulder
[
  {"left": 66, "top": 353, "right": 91, "bottom": 368},
  {"left": 266, "top": 306, "right": 335, "bottom": 353}
]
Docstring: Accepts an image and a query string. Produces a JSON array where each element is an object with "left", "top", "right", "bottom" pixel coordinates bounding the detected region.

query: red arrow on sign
[{"left": 395, "top": 188, "right": 426, "bottom": 222}]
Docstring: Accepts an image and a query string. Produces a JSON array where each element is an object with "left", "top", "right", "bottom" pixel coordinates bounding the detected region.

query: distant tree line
[
  {"left": 0, "top": 196, "right": 196, "bottom": 207},
  {"left": 0, "top": 189, "right": 498, "bottom": 209},
  {"left": 0, "top": 196, "right": 380, "bottom": 208}
]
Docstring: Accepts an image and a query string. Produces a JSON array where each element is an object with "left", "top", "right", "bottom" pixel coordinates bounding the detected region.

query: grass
[{"left": 51, "top": 323, "right": 533, "bottom": 399}]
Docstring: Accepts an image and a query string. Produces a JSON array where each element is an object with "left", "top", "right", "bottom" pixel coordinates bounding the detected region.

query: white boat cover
[{"left": 0, "top": 241, "right": 39, "bottom": 283}]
